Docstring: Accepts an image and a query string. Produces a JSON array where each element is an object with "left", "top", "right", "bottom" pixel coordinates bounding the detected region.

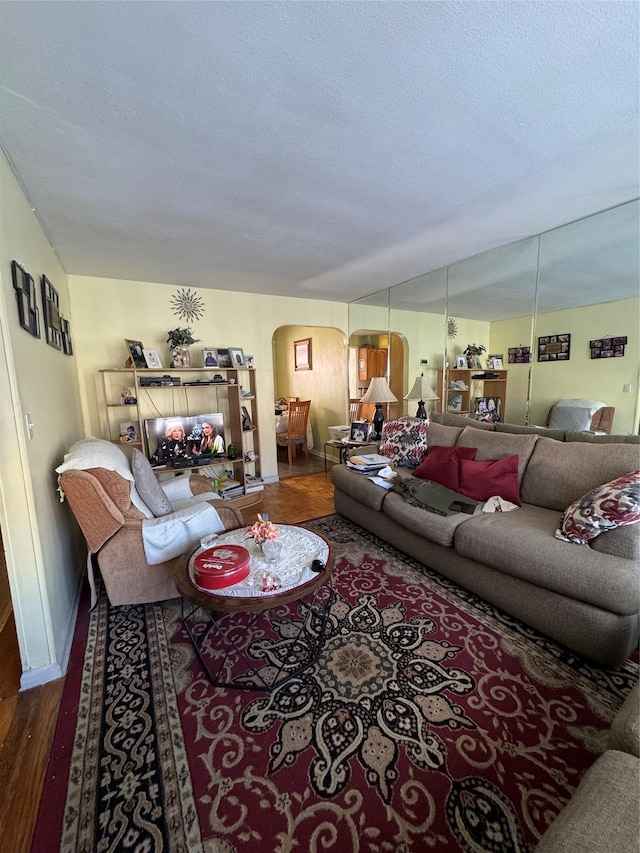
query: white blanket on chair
[{"left": 141, "top": 502, "right": 226, "bottom": 565}]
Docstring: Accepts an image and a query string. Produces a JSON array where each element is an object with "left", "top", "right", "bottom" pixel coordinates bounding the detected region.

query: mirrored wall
[{"left": 349, "top": 199, "right": 640, "bottom": 434}]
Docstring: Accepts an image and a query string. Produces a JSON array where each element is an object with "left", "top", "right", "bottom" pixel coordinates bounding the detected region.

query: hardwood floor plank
[{"left": 0, "top": 678, "right": 65, "bottom": 853}]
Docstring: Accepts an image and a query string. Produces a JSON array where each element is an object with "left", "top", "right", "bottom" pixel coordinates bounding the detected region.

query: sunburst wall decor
[
  {"left": 170, "top": 288, "right": 205, "bottom": 323},
  {"left": 447, "top": 317, "right": 458, "bottom": 339}
]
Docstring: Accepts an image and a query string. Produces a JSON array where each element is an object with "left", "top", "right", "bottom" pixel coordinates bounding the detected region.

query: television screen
[{"left": 145, "top": 412, "right": 225, "bottom": 464}]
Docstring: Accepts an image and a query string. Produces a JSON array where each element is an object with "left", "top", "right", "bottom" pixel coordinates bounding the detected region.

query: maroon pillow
[
  {"left": 414, "top": 445, "right": 478, "bottom": 491},
  {"left": 459, "top": 455, "right": 521, "bottom": 505}
]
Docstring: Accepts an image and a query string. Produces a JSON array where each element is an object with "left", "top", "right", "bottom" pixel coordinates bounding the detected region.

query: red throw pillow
[
  {"left": 459, "top": 455, "right": 521, "bottom": 505},
  {"left": 414, "top": 445, "right": 478, "bottom": 491}
]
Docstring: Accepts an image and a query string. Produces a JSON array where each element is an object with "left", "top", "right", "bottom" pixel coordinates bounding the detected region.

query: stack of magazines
[{"left": 346, "top": 453, "right": 390, "bottom": 473}]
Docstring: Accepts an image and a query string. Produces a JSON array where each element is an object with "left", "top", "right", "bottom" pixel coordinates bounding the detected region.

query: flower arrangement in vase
[{"left": 245, "top": 514, "right": 279, "bottom": 549}]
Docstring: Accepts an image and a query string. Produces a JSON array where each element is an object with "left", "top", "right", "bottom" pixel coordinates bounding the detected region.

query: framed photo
[
  {"left": 455, "top": 355, "right": 467, "bottom": 369},
  {"left": 229, "top": 347, "right": 245, "bottom": 367},
  {"left": 487, "top": 354, "right": 503, "bottom": 369},
  {"left": 11, "top": 261, "right": 40, "bottom": 337},
  {"left": 125, "top": 339, "right": 147, "bottom": 368},
  {"left": 244, "top": 354, "right": 255, "bottom": 368},
  {"left": 294, "top": 338, "right": 312, "bottom": 371},
  {"left": 349, "top": 421, "right": 372, "bottom": 442},
  {"left": 538, "top": 333, "right": 570, "bottom": 362},
  {"left": 60, "top": 317, "right": 73, "bottom": 355},
  {"left": 216, "top": 348, "right": 232, "bottom": 368},
  {"left": 143, "top": 349, "right": 162, "bottom": 369},
  {"left": 508, "top": 346, "right": 531, "bottom": 364},
  {"left": 41, "top": 275, "right": 62, "bottom": 349},
  {"left": 119, "top": 421, "right": 140, "bottom": 443},
  {"left": 202, "top": 348, "right": 218, "bottom": 367}
]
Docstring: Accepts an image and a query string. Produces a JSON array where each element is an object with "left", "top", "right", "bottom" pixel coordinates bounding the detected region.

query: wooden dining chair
[
  {"left": 349, "top": 399, "right": 360, "bottom": 422},
  {"left": 276, "top": 400, "right": 311, "bottom": 464}
]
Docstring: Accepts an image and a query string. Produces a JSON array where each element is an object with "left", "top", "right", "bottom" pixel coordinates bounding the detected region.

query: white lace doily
[{"left": 188, "top": 524, "right": 330, "bottom": 598}]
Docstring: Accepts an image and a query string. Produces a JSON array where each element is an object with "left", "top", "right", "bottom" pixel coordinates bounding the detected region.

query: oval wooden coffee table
[{"left": 174, "top": 525, "right": 334, "bottom": 691}]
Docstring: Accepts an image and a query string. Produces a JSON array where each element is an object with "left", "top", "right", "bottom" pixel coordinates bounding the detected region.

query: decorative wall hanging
[
  {"left": 41, "top": 275, "right": 62, "bottom": 349},
  {"left": 537, "top": 333, "right": 570, "bottom": 362},
  {"left": 60, "top": 317, "right": 73, "bottom": 355},
  {"left": 447, "top": 317, "right": 458, "bottom": 339},
  {"left": 170, "top": 288, "right": 205, "bottom": 323},
  {"left": 508, "top": 346, "right": 531, "bottom": 364},
  {"left": 589, "top": 336, "right": 627, "bottom": 359},
  {"left": 11, "top": 260, "right": 40, "bottom": 337},
  {"left": 294, "top": 338, "right": 312, "bottom": 371}
]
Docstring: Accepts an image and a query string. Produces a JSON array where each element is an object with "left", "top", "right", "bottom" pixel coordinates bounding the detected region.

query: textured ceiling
[{"left": 0, "top": 1, "right": 638, "bottom": 304}]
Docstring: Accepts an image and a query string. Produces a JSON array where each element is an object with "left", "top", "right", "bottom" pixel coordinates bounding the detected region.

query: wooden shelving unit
[
  {"left": 99, "top": 366, "right": 261, "bottom": 497},
  {"left": 436, "top": 368, "right": 508, "bottom": 421}
]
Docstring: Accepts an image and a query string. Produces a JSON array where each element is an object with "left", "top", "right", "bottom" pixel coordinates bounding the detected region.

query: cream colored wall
[
  {"left": 490, "top": 300, "right": 639, "bottom": 432},
  {"left": 529, "top": 299, "right": 640, "bottom": 433},
  {"left": 67, "top": 276, "right": 349, "bottom": 478},
  {"left": 0, "top": 153, "right": 86, "bottom": 684},
  {"left": 273, "top": 325, "right": 349, "bottom": 448}
]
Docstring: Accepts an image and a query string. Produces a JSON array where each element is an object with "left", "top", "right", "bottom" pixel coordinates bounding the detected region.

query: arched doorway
[{"left": 272, "top": 324, "right": 349, "bottom": 479}]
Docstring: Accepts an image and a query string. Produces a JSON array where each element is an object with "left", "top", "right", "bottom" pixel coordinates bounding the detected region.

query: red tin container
[{"left": 192, "top": 545, "right": 251, "bottom": 590}]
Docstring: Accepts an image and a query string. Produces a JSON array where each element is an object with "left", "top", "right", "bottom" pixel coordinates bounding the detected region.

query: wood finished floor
[{"left": 0, "top": 470, "right": 335, "bottom": 852}]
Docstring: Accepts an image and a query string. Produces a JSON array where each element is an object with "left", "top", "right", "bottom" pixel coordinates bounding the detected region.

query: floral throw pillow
[
  {"left": 379, "top": 419, "right": 429, "bottom": 468},
  {"left": 555, "top": 470, "right": 640, "bottom": 545}
]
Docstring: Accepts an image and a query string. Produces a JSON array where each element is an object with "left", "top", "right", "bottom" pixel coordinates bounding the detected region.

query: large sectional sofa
[{"left": 331, "top": 414, "right": 640, "bottom": 667}]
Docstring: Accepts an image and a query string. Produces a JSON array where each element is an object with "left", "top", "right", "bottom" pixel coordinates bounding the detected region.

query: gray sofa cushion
[
  {"left": 330, "top": 465, "right": 388, "bottom": 511},
  {"left": 426, "top": 421, "right": 464, "bottom": 447},
  {"left": 456, "top": 427, "right": 539, "bottom": 485},
  {"left": 534, "top": 750, "right": 640, "bottom": 853},
  {"left": 495, "top": 422, "right": 566, "bottom": 442},
  {"left": 590, "top": 523, "right": 640, "bottom": 561},
  {"left": 453, "top": 503, "right": 639, "bottom": 614},
  {"left": 521, "top": 437, "right": 640, "bottom": 511},
  {"left": 382, "top": 491, "right": 480, "bottom": 547}
]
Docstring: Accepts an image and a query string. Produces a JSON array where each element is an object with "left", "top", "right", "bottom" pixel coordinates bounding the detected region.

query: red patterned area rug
[{"left": 32, "top": 515, "right": 638, "bottom": 853}]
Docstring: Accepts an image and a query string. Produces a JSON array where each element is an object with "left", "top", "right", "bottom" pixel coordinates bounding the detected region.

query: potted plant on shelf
[
  {"left": 167, "top": 327, "right": 200, "bottom": 367},
  {"left": 463, "top": 343, "right": 486, "bottom": 369}
]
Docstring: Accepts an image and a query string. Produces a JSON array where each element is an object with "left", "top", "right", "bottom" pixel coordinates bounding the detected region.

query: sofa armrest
[{"left": 347, "top": 442, "right": 381, "bottom": 458}]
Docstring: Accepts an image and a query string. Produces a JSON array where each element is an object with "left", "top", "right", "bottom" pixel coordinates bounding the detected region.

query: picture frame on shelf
[
  {"left": 41, "top": 275, "right": 62, "bottom": 349},
  {"left": 349, "top": 421, "right": 372, "bottom": 442},
  {"left": 229, "top": 347, "right": 245, "bottom": 367},
  {"left": 143, "top": 349, "right": 163, "bottom": 369},
  {"left": 455, "top": 355, "right": 467, "bottom": 369},
  {"left": 119, "top": 421, "right": 140, "bottom": 443},
  {"left": 216, "top": 348, "right": 232, "bottom": 368},
  {"left": 474, "top": 396, "right": 501, "bottom": 423},
  {"left": 11, "top": 260, "right": 40, "bottom": 337},
  {"left": 487, "top": 354, "right": 503, "bottom": 369},
  {"left": 244, "top": 354, "right": 255, "bottom": 368},
  {"left": 125, "top": 339, "right": 147, "bottom": 368},
  {"left": 202, "top": 348, "right": 218, "bottom": 367},
  {"left": 294, "top": 338, "right": 312, "bottom": 371}
]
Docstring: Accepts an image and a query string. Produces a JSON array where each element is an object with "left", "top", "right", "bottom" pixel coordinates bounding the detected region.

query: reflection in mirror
[
  {"left": 388, "top": 268, "right": 447, "bottom": 418},
  {"left": 534, "top": 201, "right": 639, "bottom": 434},
  {"left": 349, "top": 199, "right": 639, "bottom": 435},
  {"left": 447, "top": 237, "right": 539, "bottom": 425},
  {"left": 348, "top": 288, "right": 397, "bottom": 420}
]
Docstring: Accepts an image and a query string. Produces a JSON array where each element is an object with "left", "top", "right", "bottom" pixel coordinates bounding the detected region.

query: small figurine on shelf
[{"left": 121, "top": 387, "right": 137, "bottom": 404}]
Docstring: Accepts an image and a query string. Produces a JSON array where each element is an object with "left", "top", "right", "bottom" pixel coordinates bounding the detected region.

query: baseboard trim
[
  {"left": 20, "top": 661, "right": 64, "bottom": 691},
  {"left": 19, "top": 573, "right": 83, "bottom": 691}
]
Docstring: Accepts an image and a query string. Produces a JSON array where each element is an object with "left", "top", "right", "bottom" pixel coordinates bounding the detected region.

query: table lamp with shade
[
  {"left": 360, "top": 377, "right": 398, "bottom": 440},
  {"left": 403, "top": 373, "right": 439, "bottom": 419}
]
